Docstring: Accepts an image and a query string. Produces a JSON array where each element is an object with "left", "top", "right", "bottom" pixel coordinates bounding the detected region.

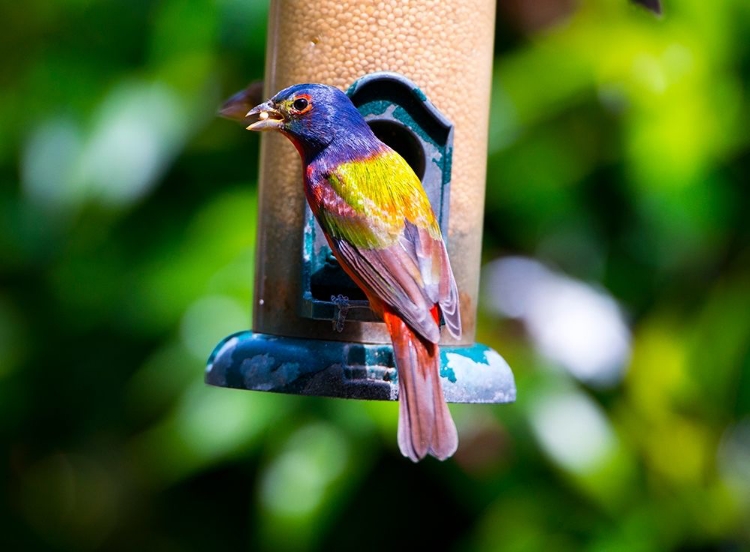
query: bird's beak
[{"left": 246, "top": 100, "right": 284, "bottom": 131}]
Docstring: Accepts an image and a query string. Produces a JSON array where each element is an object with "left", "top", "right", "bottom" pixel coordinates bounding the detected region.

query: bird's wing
[
  {"left": 398, "top": 220, "right": 461, "bottom": 339},
  {"left": 315, "top": 151, "right": 461, "bottom": 342},
  {"left": 333, "top": 237, "right": 440, "bottom": 343}
]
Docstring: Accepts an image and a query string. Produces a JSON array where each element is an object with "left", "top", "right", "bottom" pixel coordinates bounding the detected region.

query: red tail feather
[{"left": 384, "top": 309, "right": 458, "bottom": 462}]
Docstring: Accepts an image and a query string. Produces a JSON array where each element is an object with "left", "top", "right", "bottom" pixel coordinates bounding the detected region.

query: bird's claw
[{"left": 331, "top": 294, "right": 350, "bottom": 332}]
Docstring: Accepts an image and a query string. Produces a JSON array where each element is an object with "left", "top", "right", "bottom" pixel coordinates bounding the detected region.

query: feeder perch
[{"left": 207, "top": 0, "right": 516, "bottom": 405}]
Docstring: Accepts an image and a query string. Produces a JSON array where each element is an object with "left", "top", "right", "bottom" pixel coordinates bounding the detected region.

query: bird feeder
[{"left": 207, "top": 0, "right": 516, "bottom": 404}]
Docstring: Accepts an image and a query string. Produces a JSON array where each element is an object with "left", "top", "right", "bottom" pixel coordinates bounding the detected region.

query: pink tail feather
[{"left": 384, "top": 311, "right": 458, "bottom": 462}]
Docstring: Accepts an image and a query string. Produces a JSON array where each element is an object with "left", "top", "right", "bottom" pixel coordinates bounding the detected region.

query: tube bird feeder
[{"left": 207, "top": 0, "right": 516, "bottom": 404}]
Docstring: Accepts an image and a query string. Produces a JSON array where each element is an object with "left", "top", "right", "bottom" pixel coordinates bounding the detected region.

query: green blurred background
[{"left": 2, "top": 0, "right": 749, "bottom": 550}]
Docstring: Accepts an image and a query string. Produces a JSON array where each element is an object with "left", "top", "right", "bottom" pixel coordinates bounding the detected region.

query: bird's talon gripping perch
[{"left": 331, "top": 294, "right": 350, "bottom": 332}]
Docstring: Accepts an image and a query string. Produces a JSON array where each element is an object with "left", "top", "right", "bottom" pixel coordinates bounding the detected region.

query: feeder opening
[
  {"left": 309, "top": 251, "right": 367, "bottom": 302},
  {"left": 367, "top": 120, "right": 426, "bottom": 180}
]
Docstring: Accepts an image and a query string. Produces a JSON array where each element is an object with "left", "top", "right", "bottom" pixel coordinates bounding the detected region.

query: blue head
[{"left": 246, "top": 83, "right": 379, "bottom": 162}]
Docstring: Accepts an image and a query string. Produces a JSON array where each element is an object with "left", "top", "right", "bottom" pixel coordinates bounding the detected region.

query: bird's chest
[{"left": 304, "top": 167, "right": 358, "bottom": 220}]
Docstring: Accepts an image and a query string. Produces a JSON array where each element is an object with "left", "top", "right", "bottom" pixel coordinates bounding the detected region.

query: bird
[{"left": 245, "top": 83, "right": 461, "bottom": 461}]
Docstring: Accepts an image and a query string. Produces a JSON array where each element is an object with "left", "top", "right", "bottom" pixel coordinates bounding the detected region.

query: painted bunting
[{"left": 246, "top": 84, "right": 460, "bottom": 461}]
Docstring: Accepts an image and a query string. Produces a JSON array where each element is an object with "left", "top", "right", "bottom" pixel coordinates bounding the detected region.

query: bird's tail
[{"left": 384, "top": 309, "right": 458, "bottom": 462}]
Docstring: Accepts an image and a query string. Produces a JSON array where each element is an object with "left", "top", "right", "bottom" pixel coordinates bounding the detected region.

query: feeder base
[{"left": 206, "top": 331, "right": 516, "bottom": 403}]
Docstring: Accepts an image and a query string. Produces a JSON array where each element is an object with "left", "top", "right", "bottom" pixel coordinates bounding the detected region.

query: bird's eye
[{"left": 292, "top": 98, "right": 309, "bottom": 111}]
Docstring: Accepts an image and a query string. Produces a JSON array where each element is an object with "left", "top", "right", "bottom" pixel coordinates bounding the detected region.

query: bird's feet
[{"left": 331, "top": 294, "right": 351, "bottom": 332}]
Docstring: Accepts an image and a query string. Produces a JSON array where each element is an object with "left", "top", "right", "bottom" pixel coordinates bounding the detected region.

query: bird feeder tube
[{"left": 207, "top": 0, "right": 516, "bottom": 405}]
